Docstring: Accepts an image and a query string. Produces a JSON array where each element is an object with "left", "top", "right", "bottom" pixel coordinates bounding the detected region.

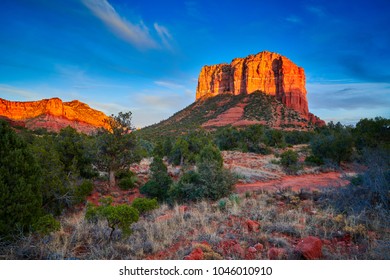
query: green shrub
[
  {"left": 305, "top": 154, "right": 324, "bottom": 166},
  {"left": 171, "top": 162, "right": 236, "bottom": 202},
  {"left": 118, "top": 176, "right": 137, "bottom": 190},
  {"left": 116, "top": 169, "right": 135, "bottom": 180},
  {"left": 32, "top": 214, "right": 60, "bottom": 235},
  {"left": 85, "top": 198, "right": 139, "bottom": 239},
  {"left": 100, "top": 204, "right": 139, "bottom": 238},
  {"left": 131, "top": 198, "right": 159, "bottom": 214},
  {"left": 0, "top": 121, "right": 43, "bottom": 238},
  {"left": 310, "top": 131, "right": 353, "bottom": 164},
  {"left": 218, "top": 199, "right": 227, "bottom": 211},
  {"left": 280, "top": 150, "right": 299, "bottom": 167},
  {"left": 140, "top": 157, "right": 172, "bottom": 201},
  {"left": 73, "top": 180, "right": 94, "bottom": 204}
]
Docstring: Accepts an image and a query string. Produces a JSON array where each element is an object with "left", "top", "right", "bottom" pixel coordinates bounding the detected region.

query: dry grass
[{"left": 1, "top": 183, "right": 388, "bottom": 260}]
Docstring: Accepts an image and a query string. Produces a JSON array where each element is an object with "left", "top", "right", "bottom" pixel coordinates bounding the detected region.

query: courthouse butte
[{"left": 196, "top": 51, "right": 324, "bottom": 127}]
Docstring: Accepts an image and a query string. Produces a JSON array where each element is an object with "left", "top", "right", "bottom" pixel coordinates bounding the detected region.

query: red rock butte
[
  {"left": 196, "top": 51, "right": 323, "bottom": 125},
  {"left": 0, "top": 97, "right": 111, "bottom": 133}
]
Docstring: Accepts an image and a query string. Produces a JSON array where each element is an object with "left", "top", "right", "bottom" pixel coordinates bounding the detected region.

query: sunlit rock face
[
  {"left": 0, "top": 97, "right": 111, "bottom": 133},
  {"left": 196, "top": 51, "right": 325, "bottom": 126},
  {"left": 196, "top": 51, "right": 308, "bottom": 115}
]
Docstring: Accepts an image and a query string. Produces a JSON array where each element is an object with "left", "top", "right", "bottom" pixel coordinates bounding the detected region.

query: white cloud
[
  {"left": 154, "top": 23, "right": 174, "bottom": 50},
  {"left": 154, "top": 80, "right": 184, "bottom": 90},
  {"left": 285, "top": 15, "right": 302, "bottom": 24},
  {"left": 81, "top": 0, "right": 158, "bottom": 49},
  {"left": 0, "top": 84, "right": 39, "bottom": 100},
  {"left": 307, "top": 81, "right": 390, "bottom": 125}
]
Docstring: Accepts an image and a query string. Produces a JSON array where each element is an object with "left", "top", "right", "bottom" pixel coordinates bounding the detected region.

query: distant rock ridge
[
  {"left": 196, "top": 51, "right": 324, "bottom": 126},
  {"left": 0, "top": 97, "right": 111, "bottom": 133}
]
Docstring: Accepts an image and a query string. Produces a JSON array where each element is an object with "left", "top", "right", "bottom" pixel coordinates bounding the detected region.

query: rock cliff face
[
  {"left": 0, "top": 97, "right": 111, "bottom": 133},
  {"left": 196, "top": 51, "right": 309, "bottom": 117}
]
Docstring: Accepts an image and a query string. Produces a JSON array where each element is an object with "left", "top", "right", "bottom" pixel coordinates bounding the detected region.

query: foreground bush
[
  {"left": 131, "top": 198, "right": 159, "bottom": 214},
  {"left": 86, "top": 197, "right": 139, "bottom": 239},
  {"left": 170, "top": 161, "right": 236, "bottom": 202}
]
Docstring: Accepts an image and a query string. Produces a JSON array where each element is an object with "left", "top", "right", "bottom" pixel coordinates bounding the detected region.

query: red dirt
[{"left": 236, "top": 171, "right": 350, "bottom": 192}]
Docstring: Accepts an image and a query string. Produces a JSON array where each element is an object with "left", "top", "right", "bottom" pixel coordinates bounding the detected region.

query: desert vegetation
[{"left": 0, "top": 116, "right": 389, "bottom": 259}]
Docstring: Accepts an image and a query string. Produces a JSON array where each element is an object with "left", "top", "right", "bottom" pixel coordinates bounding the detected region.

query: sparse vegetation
[{"left": 0, "top": 115, "right": 389, "bottom": 260}]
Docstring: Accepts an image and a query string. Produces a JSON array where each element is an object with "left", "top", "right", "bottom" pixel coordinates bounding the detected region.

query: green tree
[
  {"left": 96, "top": 112, "right": 141, "bottom": 187},
  {"left": 56, "top": 126, "right": 96, "bottom": 178},
  {"left": 353, "top": 117, "right": 390, "bottom": 151},
  {"left": 310, "top": 130, "right": 353, "bottom": 165},
  {"left": 170, "top": 137, "right": 190, "bottom": 165},
  {"left": 0, "top": 121, "right": 43, "bottom": 237},
  {"left": 196, "top": 143, "right": 223, "bottom": 168},
  {"left": 140, "top": 157, "right": 172, "bottom": 201}
]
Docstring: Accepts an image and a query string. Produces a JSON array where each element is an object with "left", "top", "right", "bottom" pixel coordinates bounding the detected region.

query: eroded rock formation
[
  {"left": 0, "top": 97, "right": 110, "bottom": 133},
  {"left": 196, "top": 51, "right": 315, "bottom": 120}
]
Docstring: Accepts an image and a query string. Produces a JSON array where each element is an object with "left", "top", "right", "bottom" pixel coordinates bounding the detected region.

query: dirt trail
[{"left": 236, "top": 171, "right": 350, "bottom": 193}]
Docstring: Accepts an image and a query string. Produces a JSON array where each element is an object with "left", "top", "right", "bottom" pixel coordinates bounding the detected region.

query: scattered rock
[
  {"left": 254, "top": 243, "right": 264, "bottom": 251},
  {"left": 245, "top": 219, "right": 260, "bottom": 232},
  {"left": 296, "top": 236, "right": 322, "bottom": 260},
  {"left": 267, "top": 247, "right": 286, "bottom": 260},
  {"left": 184, "top": 248, "right": 204, "bottom": 260}
]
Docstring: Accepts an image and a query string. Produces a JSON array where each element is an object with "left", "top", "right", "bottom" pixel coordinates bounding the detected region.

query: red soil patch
[
  {"left": 202, "top": 102, "right": 247, "bottom": 127},
  {"left": 236, "top": 171, "right": 350, "bottom": 192}
]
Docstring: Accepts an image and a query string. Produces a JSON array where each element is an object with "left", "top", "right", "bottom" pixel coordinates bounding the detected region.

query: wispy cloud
[
  {"left": 306, "top": 6, "right": 326, "bottom": 18},
  {"left": 154, "top": 23, "right": 174, "bottom": 50},
  {"left": 0, "top": 84, "right": 39, "bottom": 100},
  {"left": 154, "top": 80, "right": 184, "bottom": 90},
  {"left": 307, "top": 82, "right": 390, "bottom": 110},
  {"left": 285, "top": 15, "right": 302, "bottom": 24},
  {"left": 87, "top": 100, "right": 129, "bottom": 115},
  {"left": 81, "top": 0, "right": 158, "bottom": 49}
]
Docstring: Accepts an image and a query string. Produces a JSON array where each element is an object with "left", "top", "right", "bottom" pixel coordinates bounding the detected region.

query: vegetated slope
[{"left": 138, "top": 91, "right": 320, "bottom": 139}]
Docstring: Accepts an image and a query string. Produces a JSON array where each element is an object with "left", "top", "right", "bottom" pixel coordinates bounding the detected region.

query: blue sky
[{"left": 0, "top": 0, "right": 389, "bottom": 127}]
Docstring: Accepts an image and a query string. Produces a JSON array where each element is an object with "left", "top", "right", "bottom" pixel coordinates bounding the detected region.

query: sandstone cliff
[
  {"left": 196, "top": 51, "right": 309, "bottom": 116},
  {"left": 0, "top": 97, "right": 111, "bottom": 133}
]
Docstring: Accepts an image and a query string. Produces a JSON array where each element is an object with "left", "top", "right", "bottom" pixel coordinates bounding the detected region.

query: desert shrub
[
  {"left": 118, "top": 177, "right": 137, "bottom": 190},
  {"left": 280, "top": 150, "right": 298, "bottom": 167},
  {"left": 353, "top": 117, "right": 390, "bottom": 151},
  {"left": 85, "top": 198, "right": 139, "bottom": 239},
  {"left": 32, "top": 214, "right": 60, "bottom": 235},
  {"left": 140, "top": 157, "right": 172, "bottom": 201},
  {"left": 131, "top": 198, "right": 159, "bottom": 214},
  {"left": 284, "top": 130, "right": 313, "bottom": 145},
  {"left": 73, "top": 180, "right": 94, "bottom": 204},
  {"left": 304, "top": 154, "right": 324, "bottom": 166},
  {"left": 279, "top": 150, "right": 300, "bottom": 174},
  {"left": 196, "top": 143, "right": 223, "bottom": 168},
  {"left": 321, "top": 149, "right": 389, "bottom": 228},
  {"left": 214, "top": 126, "right": 241, "bottom": 151},
  {"left": 264, "top": 129, "right": 285, "bottom": 147},
  {"left": 218, "top": 199, "right": 227, "bottom": 211},
  {"left": 310, "top": 130, "right": 353, "bottom": 164},
  {"left": 171, "top": 161, "right": 236, "bottom": 202},
  {"left": 116, "top": 170, "right": 137, "bottom": 190}
]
